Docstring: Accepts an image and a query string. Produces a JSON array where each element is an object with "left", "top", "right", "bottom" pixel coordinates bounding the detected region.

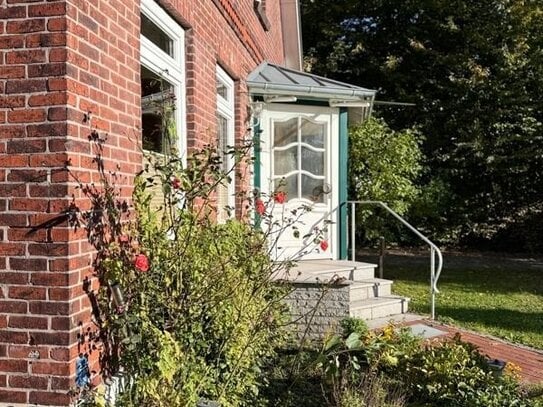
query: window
[
  {"left": 216, "top": 66, "right": 235, "bottom": 222},
  {"left": 140, "top": 0, "right": 185, "bottom": 158},
  {"left": 272, "top": 117, "right": 327, "bottom": 203}
]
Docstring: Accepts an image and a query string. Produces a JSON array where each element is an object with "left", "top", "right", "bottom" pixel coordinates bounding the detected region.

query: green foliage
[
  {"left": 77, "top": 139, "right": 293, "bottom": 406},
  {"left": 260, "top": 349, "right": 326, "bottom": 407},
  {"left": 263, "top": 318, "right": 538, "bottom": 406},
  {"left": 348, "top": 117, "right": 423, "bottom": 242},
  {"left": 397, "top": 335, "right": 526, "bottom": 406},
  {"left": 349, "top": 117, "right": 423, "bottom": 215},
  {"left": 317, "top": 321, "right": 420, "bottom": 406},
  {"left": 340, "top": 317, "right": 369, "bottom": 339},
  {"left": 303, "top": 0, "right": 543, "bottom": 250}
]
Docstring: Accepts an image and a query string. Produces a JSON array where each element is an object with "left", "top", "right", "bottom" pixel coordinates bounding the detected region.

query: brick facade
[{"left": 0, "top": 0, "right": 288, "bottom": 404}]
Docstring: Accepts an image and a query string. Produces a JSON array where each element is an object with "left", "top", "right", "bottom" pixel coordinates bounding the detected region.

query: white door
[{"left": 260, "top": 104, "right": 339, "bottom": 260}]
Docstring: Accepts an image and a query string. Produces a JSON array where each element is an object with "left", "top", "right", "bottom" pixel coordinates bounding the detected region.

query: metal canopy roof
[{"left": 247, "top": 62, "right": 376, "bottom": 103}]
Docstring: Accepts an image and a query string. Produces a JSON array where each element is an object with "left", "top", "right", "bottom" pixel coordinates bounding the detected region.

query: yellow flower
[{"left": 503, "top": 362, "right": 522, "bottom": 381}]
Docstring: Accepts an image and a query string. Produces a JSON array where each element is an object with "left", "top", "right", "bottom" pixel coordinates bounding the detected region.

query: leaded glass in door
[{"left": 272, "top": 117, "right": 327, "bottom": 204}]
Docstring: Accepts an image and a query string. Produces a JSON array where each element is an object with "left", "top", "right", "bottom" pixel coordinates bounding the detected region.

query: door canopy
[{"left": 247, "top": 62, "right": 376, "bottom": 119}]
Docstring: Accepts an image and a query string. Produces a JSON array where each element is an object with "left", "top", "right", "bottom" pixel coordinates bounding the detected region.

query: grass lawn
[{"left": 361, "top": 251, "right": 543, "bottom": 350}]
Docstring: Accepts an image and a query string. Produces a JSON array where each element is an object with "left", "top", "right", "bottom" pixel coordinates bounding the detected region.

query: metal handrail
[{"left": 347, "top": 200, "right": 443, "bottom": 319}]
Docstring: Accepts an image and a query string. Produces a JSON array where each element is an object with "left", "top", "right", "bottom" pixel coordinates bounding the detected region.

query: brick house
[{"left": 0, "top": 0, "right": 378, "bottom": 405}]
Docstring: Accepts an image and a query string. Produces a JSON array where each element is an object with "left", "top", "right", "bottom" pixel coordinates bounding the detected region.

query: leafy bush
[
  {"left": 340, "top": 317, "right": 369, "bottom": 339},
  {"left": 310, "top": 320, "right": 532, "bottom": 407},
  {"left": 76, "top": 140, "right": 295, "bottom": 406},
  {"left": 316, "top": 321, "right": 420, "bottom": 406},
  {"left": 396, "top": 335, "right": 527, "bottom": 407},
  {"left": 349, "top": 117, "right": 423, "bottom": 244},
  {"left": 349, "top": 117, "right": 423, "bottom": 215}
]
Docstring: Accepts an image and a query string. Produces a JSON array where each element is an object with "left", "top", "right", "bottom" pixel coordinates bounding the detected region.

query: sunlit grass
[{"left": 377, "top": 253, "right": 543, "bottom": 350}]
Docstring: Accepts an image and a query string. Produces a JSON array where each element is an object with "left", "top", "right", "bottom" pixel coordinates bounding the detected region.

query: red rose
[
  {"left": 320, "top": 240, "right": 329, "bottom": 251},
  {"left": 134, "top": 254, "right": 149, "bottom": 272},
  {"left": 171, "top": 177, "right": 181, "bottom": 190},
  {"left": 274, "top": 191, "right": 287, "bottom": 204},
  {"left": 255, "top": 198, "right": 266, "bottom": 215},
  {"left": 119, "top": 235, "right": 129, "bottom": 244}
]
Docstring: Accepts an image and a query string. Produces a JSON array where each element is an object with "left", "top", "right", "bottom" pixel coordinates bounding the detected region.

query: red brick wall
[
  {"left": 0, "top": 0, "right": 140, "bottom": 404},
  {"left": 0, "top": 0, "right": 288, "bottom": 404},
  {"left": 170, "top": 0, "right": 284, "bottom": 148}
]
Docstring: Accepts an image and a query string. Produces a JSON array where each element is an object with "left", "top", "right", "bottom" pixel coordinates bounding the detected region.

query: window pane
[
  {"left": 142, "top": 113, "right": 164, "bottom": 153},
  {"left": 301, "top": 147, "right": 324, "bottom": 176},
  {"left": 141, "top": 66, "right": 174, "bottom": 100},
  {"left": 275, "top": 175, "right": 297, "bottom": 200},
  {"left": 217, "top": 80, "right": 229, "bottom": 100},
  {"left": 274, "top": 147, "right": 298, "bottom": 176},
  {"left": 273, "top": 118, "right": 298, "bottom": 147},
  {"left": 141, "top": 13, "right": 174, "bottom": 57},
  {"left": 141, "top": 66, "right": 175, "bottom": 154},
  {"left": 301, "top": 118, "right": 325, "bottom": 148},
  {"left": 301, "top": 175, "right": 325, "bottom": 203},
  {"left": 216, "top": 113, "right": 230, "bottom": 221},
  {"left": 217, "top": 114, "right": 229, "bottom": 169}
]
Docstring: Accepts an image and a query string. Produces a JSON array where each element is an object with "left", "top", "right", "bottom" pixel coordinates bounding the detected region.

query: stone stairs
[{"left": 279, "top": 260, "right": 410, "bottom": 339}]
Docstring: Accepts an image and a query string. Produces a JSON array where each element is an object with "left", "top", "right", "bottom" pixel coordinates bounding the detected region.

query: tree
[
  {"left": 302, "top": 0, "right": 543, "bottom": 247},
  {"left": 349, "top": 117, "right": 422, "bottom": 215},
  {"left": 349, "top": 117, "right": 423, "bottom": 241}
]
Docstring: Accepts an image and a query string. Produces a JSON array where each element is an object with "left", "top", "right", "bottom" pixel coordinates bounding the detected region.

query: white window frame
[
  {"left": 216, "top": 66, "right": 236, "bottom": 221},
  {"left": 140, "top": 0, "right": 186, "bottom": 161}
]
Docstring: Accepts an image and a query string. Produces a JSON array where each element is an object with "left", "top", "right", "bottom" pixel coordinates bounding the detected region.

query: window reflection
[
  {"left": 141, "top": 14, "right": 174, "bottom": 57},
  {"left": 273, "top": 118, "right": 298, "bottom": 147},
  {"left": 141, "top": 66, "right": 175, "bottom": 154}
]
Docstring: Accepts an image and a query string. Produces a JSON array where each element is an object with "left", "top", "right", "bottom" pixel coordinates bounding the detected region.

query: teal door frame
[{"left": 338, "top": 108, "right": 348, "bottom": 260}]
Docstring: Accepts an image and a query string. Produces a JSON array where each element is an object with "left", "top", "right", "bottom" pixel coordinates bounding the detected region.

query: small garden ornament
[{"left": 75, "top": 353, "right": 91, "bottom": 389}]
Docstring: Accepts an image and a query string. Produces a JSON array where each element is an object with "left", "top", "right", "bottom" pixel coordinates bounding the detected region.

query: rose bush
[{"left": 76, "top": 138, "right": 310, "bottom": 406}]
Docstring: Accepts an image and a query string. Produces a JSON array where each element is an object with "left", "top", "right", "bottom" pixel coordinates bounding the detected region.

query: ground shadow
[
  {"left": 358, "top": 252, "right": 543, "bottom": 296},
  {"left": 437, "top": 306, "right": 543, "bottom": 336}
]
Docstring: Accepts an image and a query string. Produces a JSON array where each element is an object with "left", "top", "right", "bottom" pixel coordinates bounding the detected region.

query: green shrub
[
  {"left": 313, "top": 323, "right": 530, "bottom": 407},
  {"left": 340, "top": 317, "right": 369, "bottom": 339},
  {"left": 77, "top": 142, "right": 294, "bottom": 406},
  {"left": 348, "top": 117, "right": 423, "bottom": 244},
  {"left": 316, "top": 321, "right": 420, "bottom": 406},
  {"left": 398, "top": 335, "right": 527, "bottom": 406}
]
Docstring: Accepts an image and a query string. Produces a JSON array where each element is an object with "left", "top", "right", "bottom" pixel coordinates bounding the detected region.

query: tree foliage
[
  {"left": 302, "top": 0, "right": 543, "bottom": 247},
  {"left": 349, "top": 117, "right": 423, "bottom": 215}
]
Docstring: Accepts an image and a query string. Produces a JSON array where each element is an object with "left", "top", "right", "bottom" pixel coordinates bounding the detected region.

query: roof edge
[
  {"left": 247, "top": 62, "right": 376, "bottom": 102},
  {"left": 247, "top": 80, "right": 376, "bottom": 101}
]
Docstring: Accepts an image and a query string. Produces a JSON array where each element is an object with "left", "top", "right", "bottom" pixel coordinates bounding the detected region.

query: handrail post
[
  {"left": 378, "top": 236, "right": 385, "bottom": 279},
  {"left": 350, "top": 202, "right": 356, "bottom": 262},
  {"left": 430, "top": 246, "right": 436, "bottom": 320}
]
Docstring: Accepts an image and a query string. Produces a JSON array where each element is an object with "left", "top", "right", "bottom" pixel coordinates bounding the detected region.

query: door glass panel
[
  {"left": 274, "top": 118, "right": 298, "bottom": 147},
  {"left": 274, "top": 147, "right": 298, "bottom": 176},
  {"left": 301, "top": 119, "right": 325, "bottom": 148},
  {"left": 301, "top": 147, "right": 324, "bottom": 176},
  {"left": 275, "top": 175, "right": 297, "bottom": 201},
  {"left": 141, "top": 14, "right": 174, "bottom": 57},
  {"left": 301, "top": 175, "right": 324, "bottom": 203}
]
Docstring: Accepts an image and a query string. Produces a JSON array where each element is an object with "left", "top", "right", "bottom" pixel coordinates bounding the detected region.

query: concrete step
[
  {"left": 309, "top": 262, "right": 376, "bottom": 281},
  {"left": 350, "top": 295, "right": 410, "bottom": 320},
  {"left": 364, "top": 312, "right": 423, "bottom": 330},
  {"left": 349, "top": 278, "right": 393, "bottom": 301},
  {"left": 278, "top": 260, "right": 377, "bottom": 283}
]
